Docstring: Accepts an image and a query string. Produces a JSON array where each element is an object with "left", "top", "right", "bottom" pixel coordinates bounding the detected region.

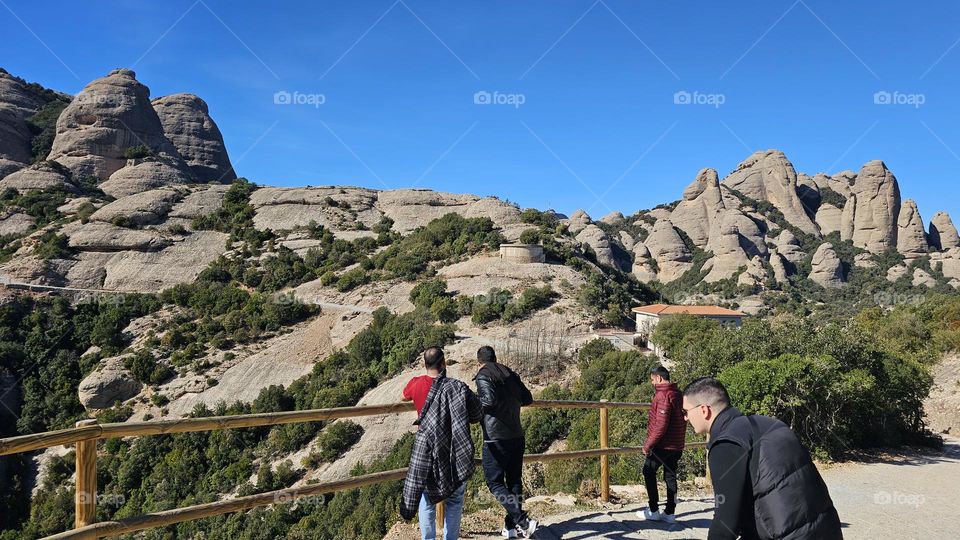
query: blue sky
[{"left": 3, "top": 0, "right": 960, "bottom": 223}]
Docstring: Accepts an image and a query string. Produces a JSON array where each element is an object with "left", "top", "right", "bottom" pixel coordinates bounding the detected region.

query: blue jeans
[{"left": 418, "top": 482, "right": 466, "bottom": 540}]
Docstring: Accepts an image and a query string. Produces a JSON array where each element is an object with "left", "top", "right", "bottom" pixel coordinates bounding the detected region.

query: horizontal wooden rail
[
  {"left": 0, "top": 398, "right": 696, "bottom": 540},
  {"left": 529, "top": 399, "right": 651, "bottom": 410},
  {"left": 0, "top": 424, "right": 103, "bottom": 457},
  {"left": 42, "top": 443, "right": 706, "bottom": 540},
  {"left": 0, "top": 400, "right": 651, "bottom": 456}
]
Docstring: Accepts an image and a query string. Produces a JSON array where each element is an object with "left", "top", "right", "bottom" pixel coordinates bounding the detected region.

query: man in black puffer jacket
[
  {"left": 682, "top": 377, "right": 843, "bottom": 540},
  {"left": 474, "top": 346, "right": 537, "bottom": 538}
]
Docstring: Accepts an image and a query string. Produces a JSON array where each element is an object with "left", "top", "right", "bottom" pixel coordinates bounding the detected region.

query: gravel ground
[{"left": 386, "top": 442, "right": 960, "bottom": 539}]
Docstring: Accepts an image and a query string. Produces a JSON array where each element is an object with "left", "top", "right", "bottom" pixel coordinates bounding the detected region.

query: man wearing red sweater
[{"left": 638, "top": 365, "right": 686, "bottom": 524}]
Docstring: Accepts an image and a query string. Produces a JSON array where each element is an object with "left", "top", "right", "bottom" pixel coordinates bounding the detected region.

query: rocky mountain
[
  {"left": 0, "top": 68, "right": 70, "bottom": 177},
  {"left": 3, "top": 66, "right": 960, "bottom": 299},
  {"left": 152, "top": 93, "right": 236, "bottom": 184}
]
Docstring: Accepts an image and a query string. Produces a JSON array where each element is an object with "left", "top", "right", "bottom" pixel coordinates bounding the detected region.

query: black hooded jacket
[{"left": 473, "top": 362, "right": 533, "bottom": 441}]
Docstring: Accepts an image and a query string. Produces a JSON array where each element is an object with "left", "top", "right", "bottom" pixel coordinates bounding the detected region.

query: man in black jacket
[
  {"left": 683, "top": 377, "right": 843, "bottom": 540},
  {"left": 474, "top": 346, "right": 537, "bottom": 538}
]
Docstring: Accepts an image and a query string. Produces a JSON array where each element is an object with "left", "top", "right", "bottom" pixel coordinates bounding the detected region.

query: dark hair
[
  {"left": 682, "top": 377, "right": 731, "bottom": 408},
  {"left": 477, "top": 346, "right": 496, "bottom": 364},
  {"left": 424, "top": 347, "right": 445, "bottom": 370},
  {"left": 650, "top": 365, "right": 670, "bottom": 381}
]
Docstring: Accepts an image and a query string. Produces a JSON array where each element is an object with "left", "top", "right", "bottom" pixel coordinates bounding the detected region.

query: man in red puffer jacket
[{"left": 637, "top": 365, "right": 686, "bottom": 524}]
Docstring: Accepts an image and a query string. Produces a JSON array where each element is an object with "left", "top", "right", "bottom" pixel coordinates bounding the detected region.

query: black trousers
[
  {"left": 642, "top": 449, "right": 682, "bottom": 514},
  {"left": 482, "top": 437, "right": 528, "bottom": 528}
]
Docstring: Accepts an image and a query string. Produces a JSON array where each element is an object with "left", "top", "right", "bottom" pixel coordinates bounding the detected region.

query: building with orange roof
[{"left": 633, "top": 303, "right": 746, "bottom": 357}]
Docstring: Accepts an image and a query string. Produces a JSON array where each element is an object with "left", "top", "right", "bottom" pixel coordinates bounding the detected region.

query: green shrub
[
  {"left": 470, "top": 288, "right": 511, "bottom": 325},
  {"left": 430, "top": 297, "right": 459, "bottom": 323},
  {"left": 577, "top": 271, "right": 638, "bottom": 326},
  {"left": 374, "top": 213, "right": 503, "bottom": 280},
  {"left": 717, "top": 352, "right": 930, "bottom": 458},
  {"left": 110, "top": 215, "right": 132, "bottom": 228},
  {"left": 0, "top": 187, "right": 68, "bottom": 229},
  {"left": 519, "top": 208, "right": 560, "bottom": 229},
  {"left": 76, "top": 202, "right": 96, "bottom": 223},
  {"left": 312, "top": 421, "right": 364, "bottom": 463},
  {"left": 503, "top": 285, "right": 558, "bottom": 323},
  {"left": 656, "top": 309, "right": 945, "bottom": 458},
  {"left": 34, "top": 231, "right": 73, "bottom": 260},
  {"left": 519, "top": 228, "right": 541, "bottom": 244},
  {"left": 26, "top": 100, "right": 69, "bottom": 163},
  {"left": 409, "top": 278, "right": 449, "bottom": 309},
  {"left": 527, "top": 348, "right": 669, "bottom": 492},
  {"left": 121, "top": 145, "right": 152, "bottom": 159},
  {"left": 97, "top": 402, "right": 134, "bottom": 423},
  {"left": 578, "top": 337, "right": 616, "bottom": 366},
  {"left": 192, "top": 179, "right": 274, "bottom": 246},
  {"left": 123, "top": 350, "right": 173, "bottom": 385},
  {"left": 336, "top": 267, "right": 369, "bottom": 292},
  {"left": 819, "top": 187, "right": 846, "bottom": 208}
]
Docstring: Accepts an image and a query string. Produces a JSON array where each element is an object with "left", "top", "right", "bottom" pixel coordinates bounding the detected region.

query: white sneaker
[
  {"left": 500, "top": 527, "right": 518, "bottom": 538},
  {"left": 637, "top": 508, "right": 662, "bottom": 521},
  {"left": 519, "top": 519, "right": 538, "bottom": 537},
  {"left": 662, "top": 513, "right": 676, "bottom": 524}
]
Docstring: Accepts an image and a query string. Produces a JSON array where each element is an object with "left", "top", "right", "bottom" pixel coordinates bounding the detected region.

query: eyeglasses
[{"left": 682, "top": 403, "right": 708, "bottom": 419}]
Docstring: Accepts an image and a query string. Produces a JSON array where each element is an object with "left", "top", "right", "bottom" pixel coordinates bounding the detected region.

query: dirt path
[
  {"left": 822, "top": 436, "right": 960, "bottom": 539},
  {"left": 390, "top": 438, "right": 959, "bottom": 539}
]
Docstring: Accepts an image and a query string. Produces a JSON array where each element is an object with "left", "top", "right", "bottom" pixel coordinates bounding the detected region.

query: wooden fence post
[
  {"left": 75, "top": 419, "right": 99, "bottom": 528},
  {"left": 599, "top": 399, "right": 609, "bottom": 502}
]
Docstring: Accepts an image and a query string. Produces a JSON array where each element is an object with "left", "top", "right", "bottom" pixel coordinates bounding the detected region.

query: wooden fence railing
[{"left": 0, "top": 399, "right": 707, "bottom": 540}]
